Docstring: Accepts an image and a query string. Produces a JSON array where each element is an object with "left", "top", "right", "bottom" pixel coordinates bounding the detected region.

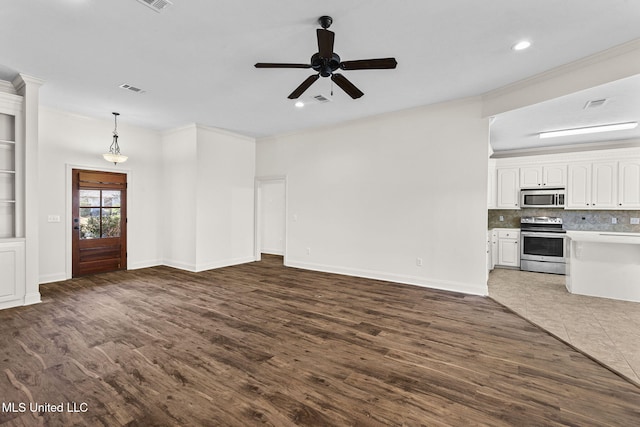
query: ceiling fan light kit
[{"left": 255, "top": 16, "right": 397, "bottom": 100}]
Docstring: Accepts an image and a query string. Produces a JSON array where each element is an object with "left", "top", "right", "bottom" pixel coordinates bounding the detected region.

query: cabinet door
[
  {"left": 487, "top": 160, "right": 496, "bottom": 209},
  {"left": 618, "top": 159, "right": 640, "bottom": 208},
  {"left": 520, "top": 167, "right": 542, "bottom": 188},
  {"left": 0, "top": 241, "right": 25, "bottom": 307},
  {"left": 591, "top": 161, "right": 617, "bottom": 209},
  {"left": 543, "top": 165, "right": 566, "bottom": 187},
  {"left": 498, "top": 238, "right": 520, "bottom": 267},
  {"left": 497, "top": 168, "right": 520, "bottom": 209},
  {"left": 567, "top": 163, "right": 591, "bottom": 209}
]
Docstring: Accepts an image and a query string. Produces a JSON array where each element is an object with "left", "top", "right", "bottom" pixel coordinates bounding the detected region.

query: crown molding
[{"left": 12, "top": 73, "right": 44, "bottom": 93}]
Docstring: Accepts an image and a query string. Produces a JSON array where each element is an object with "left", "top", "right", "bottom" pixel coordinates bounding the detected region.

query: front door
[{"left": 72, "top": 169, "right": 127, "bottom": 277}]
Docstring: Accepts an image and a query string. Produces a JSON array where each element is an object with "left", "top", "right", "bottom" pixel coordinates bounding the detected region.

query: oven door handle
[{"left": 520, "top": 231, "right": 567, "bottom": 238}]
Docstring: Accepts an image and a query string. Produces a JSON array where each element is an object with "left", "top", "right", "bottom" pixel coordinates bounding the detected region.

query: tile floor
[{"left": 488, "top": 268, "right": 640, "bottom": 385}]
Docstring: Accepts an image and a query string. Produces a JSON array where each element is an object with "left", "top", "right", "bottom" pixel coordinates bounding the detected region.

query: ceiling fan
[{"left": 255, "top": 16, "right": 397, "bottom": 100}]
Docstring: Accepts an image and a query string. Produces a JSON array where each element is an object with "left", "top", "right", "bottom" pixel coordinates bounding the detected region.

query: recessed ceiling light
[
  {"left": 539, "top": 122, "right": 638, "bottom": 139},
  {"left": 295, "top": 101, "right": 305, "bottom": 108},
  {"left": 512, "top": 40, "right": 531, "bottom": 51}
]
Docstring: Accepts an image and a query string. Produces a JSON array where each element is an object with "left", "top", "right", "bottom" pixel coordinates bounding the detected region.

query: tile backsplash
[{"left": 488, "top": 209, "right": 640, "bottom": 232}]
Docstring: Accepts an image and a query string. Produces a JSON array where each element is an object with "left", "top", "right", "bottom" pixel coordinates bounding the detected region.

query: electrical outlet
[
  {"left": 499, "top": 215, "right": 504, "bottom": 222},
  {"left": 611, "top": 217, "right": 617, "bottom": 224},
  {"left": 631, "top": 218, "right": 640, "bottom": 225},
  {"left": 306, "top": 247, "right": 311, "bottom": 255},
  {"left": 416, "top": 257, "right": 423, "bottom": 267}
]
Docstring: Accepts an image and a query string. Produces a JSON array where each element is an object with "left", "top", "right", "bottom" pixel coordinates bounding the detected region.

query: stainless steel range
[{"left": 520, "top": 216, "right": 567, "bottom": 275}]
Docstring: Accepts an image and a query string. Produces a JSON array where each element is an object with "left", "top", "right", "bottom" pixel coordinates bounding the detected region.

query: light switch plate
[
  {"left": 47, "top": 215, "right": 61, "bottom": 223},
  {"left": 631, "top": 218, "right": 640, "bottom": 225}
]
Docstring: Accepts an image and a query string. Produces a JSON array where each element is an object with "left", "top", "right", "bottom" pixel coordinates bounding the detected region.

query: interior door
[{"left": 72, "top": 169, "right": 127, "bottom": 277}]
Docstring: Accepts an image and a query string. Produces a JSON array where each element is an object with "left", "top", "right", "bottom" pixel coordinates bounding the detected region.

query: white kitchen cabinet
[
  {"left": 618, "top": 159, "right": 640, "bottom": 209},
  {"left": 592, "top": 162, "right": 617, "bottom": 209},
  {"left": 520, "top": 167, "right": 543, "bottom": 188},
  {"left": 487, "top": 160, "right": 496, "bottom": 209},
  {"left": 495, "top": 228, "right": 520, "bottom": 268},
  {"left": 520, "top": 165, "right": 566, "bottom": 188},
  {"left": 543, "top": 165, "right": 567, "bottom": 187},
  {"left": 496, "top": 168, "right": 520, "bottom": 209},
  {"left": 566, "top": 161, "right": 617, "bottom": 209}
]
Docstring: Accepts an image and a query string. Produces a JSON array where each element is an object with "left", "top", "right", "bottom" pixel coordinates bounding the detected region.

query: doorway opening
[
  {"left": 255, "top": 177, "right": 286, "bottom": 265},
  {"left": 71, "top": 169, "right": 127, "bottom": 277}
]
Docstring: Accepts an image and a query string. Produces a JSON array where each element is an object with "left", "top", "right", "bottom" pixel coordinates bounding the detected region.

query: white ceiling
[{"left": 2, "top": 0, "right": 640, "bottom": 141}]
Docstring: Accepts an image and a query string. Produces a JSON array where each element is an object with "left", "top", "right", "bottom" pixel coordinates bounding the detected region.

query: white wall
[
  {"left": 38, "top": 108, "right": 163, "bottom": 283},
  {"left": 161, "top": 126, "right": 198, "bottom": 270},
  {"left": 194, "top": 126, "right": 256, "bottom": 271},
  {"left": 160, "top": 125, "right": 255, "bottom": 271},
  {"left": 256, "top": 98, "right": 490, "bottom": 295}
]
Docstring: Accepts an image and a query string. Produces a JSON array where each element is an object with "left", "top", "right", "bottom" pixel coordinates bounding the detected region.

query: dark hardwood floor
[{"left": 1, "top": 255, "right": 639, "bottom": 426}]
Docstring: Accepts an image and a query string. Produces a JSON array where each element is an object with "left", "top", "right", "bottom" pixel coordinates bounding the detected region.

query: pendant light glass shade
[{"left": 103, "top": 112, "right": 128, "bottom": 164}]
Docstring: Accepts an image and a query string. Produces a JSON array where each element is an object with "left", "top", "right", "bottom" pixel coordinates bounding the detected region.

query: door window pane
[
  {"left": 101, "top": 208, "right": 121, "bottom": 238},
  {"left": 79, "top": 190, "right": 100, "bottom": 207},
  {"left": 102, "top": 190, "right": 121, "bottom": 207},
  {"left": 78, "top": 190, "right": 122, "bottom": 239},
  {"left": 79, "top": 207, "right": 101, "bottom": 239}
]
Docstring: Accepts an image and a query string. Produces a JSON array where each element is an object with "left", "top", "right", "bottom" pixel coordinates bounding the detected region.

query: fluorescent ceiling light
[
  {"left": 539, "top": 122, "right": 638, "bottom": 139},
  {"left": 512, "top": 40, "right": 531, "bottom": 51}
]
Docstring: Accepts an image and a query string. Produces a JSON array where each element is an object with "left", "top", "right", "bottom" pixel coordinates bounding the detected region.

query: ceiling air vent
[
  {"left": 136, "top": 0, "right": 173, "bottom": 13},
  {"left": 311, "top": 94, "right": 332, "bottom": 104},
  {"left": 119, "top": 83, "right": 145, "bottom": 94},
  {"left": 584, "top": 98, "right": 607, "bottom": 109}
]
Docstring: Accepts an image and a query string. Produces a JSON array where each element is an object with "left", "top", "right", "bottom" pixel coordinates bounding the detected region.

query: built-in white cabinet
[
  {"left": 0, "top": 98, "right": 22, "bottom": 239},
  {"left": 496, "top": 168, "right": 519, "bottom": 209},
  {"left": 519, "top": 164, "right": 566, "bottom": 188},
  {"left": 0, "top": 77, "right": 35, "bottom": 311},
  {"left": 0, "top": 240, "right": 25, "bottom": 308},
  {"left": 618, "top": 159, "right": 640, "bottom": 209},
  {"left": 567, "top": 161, "right": 617, "bottom": 209},
  {"left": 494, "top": 228, "right": 520, "bottom": 268}
]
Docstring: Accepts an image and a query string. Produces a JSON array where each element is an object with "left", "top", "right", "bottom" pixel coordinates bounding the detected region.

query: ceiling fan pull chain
[{"left": 331, "top": 79, "right": 334, "bottom": 96}]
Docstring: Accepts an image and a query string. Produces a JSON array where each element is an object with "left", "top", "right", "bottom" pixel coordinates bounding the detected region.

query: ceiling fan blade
[
  {"left": 287, "top": 74, "right": 320, "bottom": 99},
  {"left": 331, "top": 73, "right": 364, "bottom": 99},
  {"left": 255, "top": 63, "right": 311, "bottom": 69},
  {"left": 340, "top": 58, "right": 398, "bottom": 70},
  {"left": 317, "top": 29, "right": 335, "bottom": 58}
]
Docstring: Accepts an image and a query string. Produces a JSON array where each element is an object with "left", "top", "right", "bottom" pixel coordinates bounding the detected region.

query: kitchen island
[{"left": 566, "top": 230, "right": 640, "bottom": 302}]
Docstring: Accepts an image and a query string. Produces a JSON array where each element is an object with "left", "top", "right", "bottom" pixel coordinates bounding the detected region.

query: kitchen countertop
[{"left": 566, "top": 230, "right": 640, "bottom": 245}]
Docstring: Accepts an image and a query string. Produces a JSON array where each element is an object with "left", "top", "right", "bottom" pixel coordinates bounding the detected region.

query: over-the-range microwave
[{"left": 520, "top": 188, "right": 565, "bottom": 208}]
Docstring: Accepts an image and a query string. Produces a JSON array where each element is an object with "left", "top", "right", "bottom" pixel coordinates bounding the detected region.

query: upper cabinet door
[
  {"left": 591, "top": 161, "right": 618, "bottom": 209},
  {"left": 567, "top": 163, "right": 591, "bottom": 209},
  {"left": 543, "top": 165, "right": 566, "bottom": 187},
  {"left": 618, "top": 159, "right": 640, "bottom": 209},
  {"left": 520, "top": 167, "right": 542, "bottom": 188},
  {"left": 497, "top": 167, "right": 520, "bottom": 209}
]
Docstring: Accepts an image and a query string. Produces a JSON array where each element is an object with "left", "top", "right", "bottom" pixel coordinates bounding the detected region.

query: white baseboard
[
  {"left": 162, "top": 259, "right": 198, "bottom": 272},
  {"left": 39, "top": 273, "right": 68, "bottom": 284},
  {"left": 24, "top": 292, "right": 42, "bottom": 305},
  {"left": 286, "top": 259, "right": 488, "bottom": 296},
  {"left": 162, "top": 256, "right": 256, "bottom": 273},
  {"left": 195, "top": 256, "right": 256, "bottom": 272},
  {"left": 129, "top": 259, "right": 163, "bottom": 270}
]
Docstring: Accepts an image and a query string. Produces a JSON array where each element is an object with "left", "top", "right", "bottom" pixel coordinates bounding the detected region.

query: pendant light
[{"left": 102, "top": 112, "right": 128, "bottom": 164}]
